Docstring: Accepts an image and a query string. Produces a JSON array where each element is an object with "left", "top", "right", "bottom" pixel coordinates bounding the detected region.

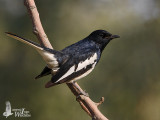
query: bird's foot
[
  {"left": 76, "top": 93, "right": 89, "bottom": 101},
  {"left": 71, "top": 81, "right": 89, "bottom": 97},
  {"left": 79, "top": 90, "right": 89, "bottom": 97}
]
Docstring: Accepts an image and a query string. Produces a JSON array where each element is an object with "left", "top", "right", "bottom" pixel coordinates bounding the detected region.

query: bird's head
[
  {"left": 88, "top": 30, "right": 120, "bottom": 51},
  {"left": 88, "top": 30, "right": 120, "bottom": 44}
]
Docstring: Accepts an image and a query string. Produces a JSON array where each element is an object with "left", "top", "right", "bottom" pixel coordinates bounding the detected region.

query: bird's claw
[{"left": 79, "top": 90, "right": 89, "bottom": 97}]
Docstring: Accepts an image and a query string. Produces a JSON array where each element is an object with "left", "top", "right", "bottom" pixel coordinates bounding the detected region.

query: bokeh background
[{"left": 0, "top": 0, "right": 160, "bottom": 120}]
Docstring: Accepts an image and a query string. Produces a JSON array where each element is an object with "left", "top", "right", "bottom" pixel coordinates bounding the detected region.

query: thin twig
[
  {"left": 24, "top": 0, "right": 109, "bottom": 120},
  {"left": 95, "top": 97, "right": 105, "bottom": 107}
]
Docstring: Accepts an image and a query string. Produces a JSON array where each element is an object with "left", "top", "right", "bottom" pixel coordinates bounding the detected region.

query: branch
[
  {"left": 24, "top": 0, "right": 109, "bottom": 120},
  {"left": 24, "top": 0, "right": 52, "bottom": 48}
]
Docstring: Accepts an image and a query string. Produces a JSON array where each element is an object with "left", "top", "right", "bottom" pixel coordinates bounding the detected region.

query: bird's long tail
[
  {"left": 5, "top": 32, "right": 61, "bottom": 69},
  {"left": 5, "top": 32, "right": 44, "bottom": 51}
]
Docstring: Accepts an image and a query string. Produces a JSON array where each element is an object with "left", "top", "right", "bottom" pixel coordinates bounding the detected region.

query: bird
[
  {"left": 6, "top": 30, "right": 120, "bottom": 95},
  {"left": 3, "top": 101, "right": 13, "bottom": 118}
]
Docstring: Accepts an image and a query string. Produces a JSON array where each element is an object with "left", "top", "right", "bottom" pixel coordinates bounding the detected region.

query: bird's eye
[
  {"left": 99, "top": 33, "right": 105, "bottom": 38},
  {"left": 105, "top": 36, "right": 110, "bottom": 39}
]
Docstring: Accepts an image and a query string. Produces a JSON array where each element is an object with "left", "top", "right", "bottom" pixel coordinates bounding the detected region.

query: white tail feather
[
  {"left": 6, "top": 32, "right": 43, "bottom": 51},
  {"left": 6, "top": 32, "right": 59, "bottom": 68}
]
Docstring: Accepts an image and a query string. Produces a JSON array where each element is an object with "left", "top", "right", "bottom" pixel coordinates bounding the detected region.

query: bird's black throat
[{"left": 98, "top": 39, "right": 111, "bottom": 52}]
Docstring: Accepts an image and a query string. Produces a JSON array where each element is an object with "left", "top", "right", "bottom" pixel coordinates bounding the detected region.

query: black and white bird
[{"left": 6, "top": 30, "right": 119, "bottom": 95}]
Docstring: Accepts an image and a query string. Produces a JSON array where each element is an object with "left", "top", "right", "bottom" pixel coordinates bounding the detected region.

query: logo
[
  {"left": 2, "top": 101, "right": 31, "bottom": 118},
  {"left": 12, "top": 108, "right": 31, "bottom": 117},
  {"left": 3, "top": 101, "right": 13, "bottom": 118}
]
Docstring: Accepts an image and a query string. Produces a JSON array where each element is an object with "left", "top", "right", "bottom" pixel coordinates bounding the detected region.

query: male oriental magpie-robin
[{"left": 6, "top": 30, "right": 120, "bottom": 95}]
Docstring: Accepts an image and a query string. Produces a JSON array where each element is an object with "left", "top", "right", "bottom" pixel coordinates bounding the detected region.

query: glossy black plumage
[{"left": 6, "top": 30, "right": 120, "bottom": 88}]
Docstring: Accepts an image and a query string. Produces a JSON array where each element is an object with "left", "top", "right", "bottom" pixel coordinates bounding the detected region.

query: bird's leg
[{"left": 71, "top": 81, "right": 89, "bottom": 97}]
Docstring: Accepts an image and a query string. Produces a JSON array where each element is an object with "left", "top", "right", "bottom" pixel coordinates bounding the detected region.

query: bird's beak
[{"left": 111, "top": 35, "right": 120, "bottom": 39}]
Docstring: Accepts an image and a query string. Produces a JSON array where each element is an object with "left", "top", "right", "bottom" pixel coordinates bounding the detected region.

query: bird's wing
[
  {"left": 35, "top": 66, "right": 52, "bottom": 79},
  {"left": 5, "top": 32, "right": 66, "bottom": 69},
  {"left": 45, "top": 49, "right": 98, "bottom": 88}
]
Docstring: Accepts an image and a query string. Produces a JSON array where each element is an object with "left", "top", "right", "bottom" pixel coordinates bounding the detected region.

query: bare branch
[
  {"left": 24, "top": 0, "right": 109, "bottom": 120},
  {"left": 24, "top": 0, "right": 52, "bottom": 48}
]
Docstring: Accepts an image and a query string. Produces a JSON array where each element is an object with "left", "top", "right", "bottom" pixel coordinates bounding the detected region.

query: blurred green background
[{"left": 0, "top": 0, "right": 160, "bottom": 120}]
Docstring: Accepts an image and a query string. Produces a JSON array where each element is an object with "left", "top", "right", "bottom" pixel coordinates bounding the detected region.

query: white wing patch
[
  {"left": 76, "top": 53, "right": 97, "bottom": 72},
  {"left": 55, "top": 65, "right": 75, "bottom": 83},
  {"left": 71, "top": 62, "right": 97, "bottom": 82},
  {"left": 55, "top": 53, "right": 97, "bottom": 83}
]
